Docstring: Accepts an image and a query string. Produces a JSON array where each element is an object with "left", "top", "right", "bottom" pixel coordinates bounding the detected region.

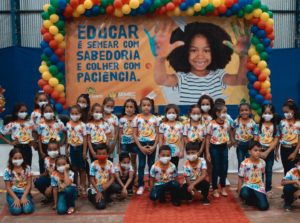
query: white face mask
[
  {"left": 220, "top": 113, "right": 227, "bottom": 120},
  {"left": 18, "top": 112, "right": 27, "bottom": 119},
  {"left": 57, "top": 165, "right": 65, "bottom": 173},
  {"left": 159, "top": 156, "right": 171, "bottom": 164},
  {"left": 44, "top": 112, "right": 54, "bottom": 120},
  {"left": 190, "top": 114, "right": 200, "bottom": 121},
  {"left": 166, "top": 113, "right": 177, "bottom": 121},
  {"left": 70, "top": 114, "right": 80, "bottom": 121},
  {"left": 104, "top": 107, "right": 113, "bottom": 114},
  {"left": 12, "top": 159, "right": 24, "bottom": 166},
  {"left": 93, "top": 113, "right": 103, "bottom": 120},
  {"left": 121, "top": 163, "right": 130, "bottom": 169},
  {"left": 187, "top": 154, "right": 198, "bottom": 162},
  {"left": 78, "top": 103, "right": 87, "bottom": 109},
  {"left": 262, "top": 114, "right": 273, "bottom": 121},
  {"left": 48, "top": 151, "right": 59, "bottom": 158},
  {"left": 38, "top": 101, "right": 48, "bottom": 108},
  {"left": 284, "top": 112, "right": 293, "bottom": 120},
  {"left": 201, "top": 105, "right": 211, "bottom": 113}
]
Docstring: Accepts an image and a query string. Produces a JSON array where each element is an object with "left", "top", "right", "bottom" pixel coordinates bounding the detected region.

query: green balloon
[
  {"left": 261, "top": 4, "right": 269, "bottom": 12},
  {"left": 256, "top": 107, "right": 262, "bottom": 115},
  {"left": 162, "top": 0, "right": 170, "bottom": 4},
  {"left": 251, "top": 37, "right": 260, "bottom": 45},
  {"left": 260, "top": 52, "right": 269, "bottom": 61},
  {"left": 55, "top": 73, "right": 64, "bottom": 82},
  {"left": 252, "top": 0, "right": 261, "bottom": 9},
  {"left": 55, "top": 21, "right": 65, "bottom": 30},
  {"left": 206, "top": 4, "right": 214, "bottom": 13},
  {"left": 46, "top": 61, "right": 52, "bottom": 66},
  {"left": 60, "top": 30, "right": 65, "bottom": 35},
  {"left": 41, "top": 12, "right": 50, "bottom": 20},
  {"left": 244, "top": 5, "right": 253, "bottom": 13},
  {"left": 99, "top": 6, "right": 106, "bottom": 14},
  {"left": 47, "top": 5, "right": 56, "bottom": 15},
  {"left": 108, "top": 0, "right": 114, "bottom": 5},
  {"left": 149, "top": 5, "right": 155, "bottom": 13},
  {"left": 268, "top": 11, "right": 273, "bottom": 18},
  {"left": 41, "top": 54, "right": 48, "bottom": 61},
  {"left": 200, "top": 8, "right": 206, "bottom": 15},
  {"left": 256, "top": 43, "right": 264, "bottom": 53},
  {"left": 237, "top": 9, "right": 244, "bottom": 18},
  {"left": 154, "top": 0, "right": 162, "bottom": 8},
  {"left": 49, "top": 65, "right": 58, "bottom": 75},
  {"left": 50, "top": 0, "right": 59, "bottom": 8},
  {"left": 101, "top": 0, "right": 109, "bottom": 7},
  {"left": 251, "top": 102, "right": 259, "bottom": 110}
]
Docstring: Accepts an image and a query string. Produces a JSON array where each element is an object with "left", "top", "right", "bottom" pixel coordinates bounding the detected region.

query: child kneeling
[
  {"left": 181, "top": 142, "right": 210, "bottom": 205},
  {"left": 281, "top": 154, "right": 300, "bottom": 212},
  {"left": 88, "top": 146, "right": 120, "bottom": 209},
  {"left": 238, "top": 141, "right": 269, "bottom": 211},
  {"left": 149, "top": 145, "right": 181, "bottom": 206}
]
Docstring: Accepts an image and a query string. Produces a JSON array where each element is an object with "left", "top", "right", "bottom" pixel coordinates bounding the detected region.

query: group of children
[{"left": 1, "top": 91, "right": 300, "bottom": 215}]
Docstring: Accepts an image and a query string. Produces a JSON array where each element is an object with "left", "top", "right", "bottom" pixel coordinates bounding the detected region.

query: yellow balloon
[
  {"left": 174, "top": 7, "right": 181, "bottom": 16},
  {"left": 129, "top": 0, "right": 139, "bottom": 9},
  {"left": 59, "top": 41, "right": 66, "bottom": 49},
  {"left": 54, "top": 34, "right": 64, "bottom": 43},
  {"left": 200, "top": 0, "right": 209, "bottom": 7},
  {"left": 266, "top": 88, "right": 271, "bottom": 93},
  {"left": 84, "top": 0, "right": 93, "bottom": 9},
  {"left": 262, "top": 68, "right": 271, "bottom": 76},
  {"left": 49, "top": 78, "right": 59, "bottom": 87},
  {"left": 72, "top": 10, "right": 80, "bottom": 17},
  {"left": 59, "top": 92, "right": 65, "bottom": 98},
  {"left": 194, "top": 3, "right": 201, "bottom": 12},
  {"left": 212, "top": 0, "right": 221, "bottom": 7},
  {"left": 267, "top": 18, "right": 274, "bottom": 26},
  {"left": 122, "top": 4, "right": 131, "bottom": 14},
  {"left": 41, "top": 61, "right": 47, "bottom": 65},
  {"left": 254, "top": 115, "right": 261, "bottom": 123},
  {"left": 248, "top": 47, "right": 257, "bottom": 57},
  {"left": 114, "top": 9, "right": 124, "bottom": 17},
  {"left": 77, "top": 5, "right": 86, "bottom": 14},
  {"left": 258, "top": 61, "right": 267, "bottom": 70},
  {"left": 186, "top": 7, "right": 194, "bottom": 16},
  {"left": 49, "top": 26, "right": 59, "bottom": 35},
  {"left": 39, "top": 65, "right": 48, "bottom": 73},
  {"left": 43, "top": 4, "right": 50, "bottom": 12},
  {"left": 244, "top": 13, "right": 253, "bottom": 20},
  {"left": 260, "top": 12, "right": 269, "bottom": 22},
  {"left": 55, "top": 84, "right": 65, "bottom": 93},
  {"left": 261, "top": 80, "right": 271, "bottom": 89},
  {"left": 253, "top": 9, "right": 262, "bottom": 18},
  {"left": 43, "top": 20, "right": 53, "bottom": 29},
  {"left": 251, "top": 55, "right": 260, "bottom": 64},
  {"left": 50, "top": 14, "right": 59, "bottom": 23},
  {"left": 42, "top": 71, "right": 52, "bottom": 81},
  {"left": 139, "top": 0, "right": 144, "bottom": 3}
]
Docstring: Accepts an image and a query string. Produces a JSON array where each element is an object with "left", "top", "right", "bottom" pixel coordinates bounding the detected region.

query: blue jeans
[
  {"left": 34, "top": 175, "right": 51, "bottom": 196},
  {"left": 6, "top": 192, "right": 34, "bottom": 215},
  {"left": 240, "top": 187, "right": 269, "bottom": 211},
  {"left": 150, "top": 180, "right": 181, "bottom": 203},
  {"left": 57, "top": 186, "right": 78, "bottom": 215},
  {"left": 120, "top": 143, "right": 139, "bottom": 154},
  {"left": 236, "top": 141, "right": 250, "bottom": 170},
  {"left": 137, "top": 141, "right": 156, "bottom": 187},
  {"left": 16, "top": 144, "right": 32, "bottom": 167},
  {"left": 280, "top": 145, "right": 296, "bottom": 175},
  {"left": 70, "top": 145, "right": 85, "bottom": 170},
  {"left": 262, "top": 150, "right": 274, "bottom": 192},
  {"left": 210, "top": 143, "right": 228, "bottom": 190},
  {"left": 283, "top": 184, "right": 298, "bottom": 206}
]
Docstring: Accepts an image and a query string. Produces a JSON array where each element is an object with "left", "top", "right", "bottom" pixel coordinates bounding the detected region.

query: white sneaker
[{"left": 136, "top": 186, "right": 144, "bottom": 195}]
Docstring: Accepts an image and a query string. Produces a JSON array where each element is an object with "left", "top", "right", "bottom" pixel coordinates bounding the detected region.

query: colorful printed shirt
[
  {"left": 238, "top": 158, "right": 266, "bottom": 193},
  {"left": 114, "top": 163, "right": 134, "bottom": 181},
  {"left": 207, "top": 120, "right": 231, "bottom": 145},
  {"left": 132, "top": 114, "right": 159, "bottom": 142},
  {"left": 30, "top": 109, "right": 42, "bottom": 125},
  {"left": 183, "top": 121, "right": 206, "bottom": 143},
  {"left": 258, "top": 123, "right": 280, "bottom": 147},
  {"left": 159, "top": 121, "right": 183, "bottom": 157},
  {"left": 66, "top": 121, "right": 86, "bottom": 146},
  {"left": 44, "top": 156, "right": 56, "bottom": 175},
  {"left": 150, "top": 161, "right": 177, "bottom": 186},
  {"left": 119, "top": 116, "right": 135, "bottom": 144},
  {"left": 86, "top": 121, "right": 111, "bottom": 144},
  {"left": 3, "top": 166, "right": 32, "bottom": 193},
  {"left": 51, "top": 170, "right": 75, "bottom": 192},
  {"left": 183, "top": 158, "right": 207, "bottom": 182},
  {"left": 233, "top": 118, "right": 258, "bottom": 142},
  {"left": 279, "top": 119, "right": 300, "bottom": 145},
  {"left": 1, "top": 121, "right": 34, "bottom": 144},
  {"left": 201, "top": 115, "right": 212, "bottom": 128},
  {"left": 283, "top": 167, "right": 300, "bottom": 183},
  {"left": 37, "top": 119, "right": 65, "bottom": 144},
  {"left": 89, "top": 160, "right": 114, "bottom": 193},
  {"left": 103, "top": 114, "right": 119, "bottom": 141}
]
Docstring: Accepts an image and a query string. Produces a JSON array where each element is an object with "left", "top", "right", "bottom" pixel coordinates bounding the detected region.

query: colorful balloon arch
[{"left": 38, "top": 0, "right": 274, "bottom": 121}]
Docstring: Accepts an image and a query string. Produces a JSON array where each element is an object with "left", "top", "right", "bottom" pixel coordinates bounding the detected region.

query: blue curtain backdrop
[{"left": 0, "top": 46, "right": 299, "bottom": 118}]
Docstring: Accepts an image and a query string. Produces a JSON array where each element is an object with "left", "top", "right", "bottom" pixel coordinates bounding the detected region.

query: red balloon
[
  {"left": 122, "top": 0, "right": 129, "bottom": 4},
  {"left": 92, "top": 0, "right": 100, "bottom": 4},
  {"left": 51, "top": 91, "right": 60, "bottom": 100},
  {"left": 59, "top": 55, "right": 65, "bottom": 62},
  {"left": 267, "top": 33, "right": 275, "bottom": 41},
  {"left": 247, "top": 61, "right": 256, "bottom": 71},
  {"left": 258, "top": 73, "right": 267, "bottom": 82},
  {"left": 259, "top": 88, "right": 267, "bottom": 96},
  {"left": 172, "top": 0, "right": 181, "bottom": 6},
  {"left": 218, "top": 5, "right": 227, "bottom": 14},
  {"left": 106, "top": 5, "right": 114, "bottom": 14},
  {"left": 63, "top": 104, "right": 69, "bottom": 110},
  {"left": 253, "top": 81, "right": 261, "bottom": 90},
  {"left": 166, "top": 2, "right": 175, "bottom": 11},
  {"left": 49, "top": 40, "right": 58, "bottom": 50},
  {"left": 114, "top": 0, "right": 123, "bottom": 9},
  {"left": 159, "top": 6, "right": 166, "bottom": 15},
  {"left": 253, "top": 67, "right": 261, "bottom": 76},
  {"left": 257, "top": 20, "right": 266, "bottom": 29},
  {"left": 212, "top": 9, "right": 219, "bottom": 16},
  {"left": 43, "top": 33, "right": 53, "bottom": 42},
  {"left": 251, "top": 18, "right": 259, "bottom": 25},
  {"left": 265, "top": 93, "right": 272, "bottom": 100},
  {"left": 225, "top": 0, "right": 234, "bottom": 8},
  {"left": 58, "top": 97, "right": 66, "bottom": 104},
  {"left": 265, "top": 25, "right": 273, "bottom": 34},
  {"left": 70, "top": 0, "right": 79, "bottom": 8},
  {"left": 40, "top": 27, "right": 48, "bottom": 35},
  {"left": 55, "top": 48, "right": 65, "bottom": 56},
  {"left": 38, "top": 79, "right": 48, "bottom": 88},
  {"left": 43, "top": 85, "right": 54, "bottom": 94}
]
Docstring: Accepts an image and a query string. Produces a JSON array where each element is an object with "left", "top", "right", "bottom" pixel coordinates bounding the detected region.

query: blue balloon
[
  {"left": 263, "top": 100, "right": 270, "bottom": 105},
  {"left": 62, "top": 110, "right": 69, "bottom": 115},
  {"left": 255, "top": 94, "right": 265, "bottom": 104},
  {"left": 55, "top": 103, "right": 63, "bottom": 114},
  {"left": 57, "top": 61, "right": 65, "bottom": 71},
  {"left": 225, "top": 9, "right": 232, "bottom": 17},
  {"left": 247, "top": 83, "right": 253, "bottom": 90},
  {"left": 263, "top": 38, "right": 271, "bottom": 47},
  {"left": 186, "top": 0, "right": 194, "bottom": 6},
  {"left": 58, "top": 0, "right": 67, "bottom": 10},
  {"left": 92, "top": 5, "right": 100, "bottom": 15},
  {"left": 130, "top": 9, "right": 138, "bottom": 16},
  {"left": 251, "top": 25, "right": 258, "bottom": 34},
  {"left": 43, "top": 47, "right": 53, "bottom": 57},
  {"left": 265, "top": 46, "right": 272, "bottom": 53},
  {"left": 40, "top": 41, "right": 49, "bottom": 49},
  {"left": 231, "top": 4, "right": 240, "bottom": 13},
  {"left": 247, "top": 72, "right": 258, "bottom": 83},
  {"left": 50, "top": 54, "right": 59, "bottom": 64},
  {"left": 257, "top": 30, "right": 266, "bottom": 38},
  {"left": 249, "top": 89, "right": 258, "bottom": 97},
  {"left": 143, "top": 0, "right": 151, "bottom": 8},
  {"left": 179, "top": 2, "right": 188, "bottom": 11}
]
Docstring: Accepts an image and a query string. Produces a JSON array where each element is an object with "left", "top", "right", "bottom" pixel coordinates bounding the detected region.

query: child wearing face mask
[
  {"left": 181, "top": 142, "right": 210, "bottom": 204},
  {"left": 258, "top": 104, "right": 279, "bottom": 195},
  {"left": 37, "top": 104, "right": 65, "bottom": 174},
  {"left": 51, "top": 155, "right": 77, "bottom": 215},
  {"left": 76, "top": 94, "right": 90, "bottom": 123},
  {"left": 183, "top": 105, "right": 206, "bottom": 156},
  {"left": 0, "top": 103, "right": 35, "bottom": 167},
  {"left": 281, "top": 154, "right": 300, "bottom": 212},
  {"left": 149, "top": 145, "right": 181, "bottom": 206},
  {"left": 206, "top": 102, "right": 232, "bottom": 198},
  {"left": 86, "top": 103, "right": 111, "bottom": 162},
  {"left": 4, "top": 148, "right": 34, "bottom": 215},
  {"left": 88, "top": 146, "right": 119, "bottom": 210},
  {"left": 159, "top": 104, "right": 183, "bottom": 168},
  {"left": 197, "top": 94, "right": 214, "bottom": 128},
  {"left": 279, "top": 99, "right": 300, "bottom": 174},
  {"left": 34, "top": 139, "right": 60, "bottom": 204},
  {"left": 114, "top": 152, "right": 135, "bottom": 197},
  {"left": 31, "top": 91, "right": 49, "bottom": 125},
  {"left": 65, "top": 105, "right": 87, "bottom": 197},
  {"left": 102, "top": 97, "right": 119, "bottom": 161},
  {"left": 232, "top": 102, "right": 258, "bottom": 169}
]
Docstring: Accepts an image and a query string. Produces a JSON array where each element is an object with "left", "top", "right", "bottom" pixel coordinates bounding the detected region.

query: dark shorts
[
  {"left": 120, "top": 143, "right": 139, "bottom": 154},
  {"left": 70, "top": 145, "right": 85, "bottom": 170}
]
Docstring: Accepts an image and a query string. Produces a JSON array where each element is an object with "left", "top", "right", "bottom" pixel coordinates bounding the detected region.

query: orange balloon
[
  {"left": 38, "top": 79, "right": 48, "bottom": 88},
  {"left": 43, "top": 85, "right": 54, "bottom": 94},
  {"left": 253, "top": 81, "right": 261, "bottom": 90},
  {"left": 51, "top": 90, "right": 60, "bottom": 100}
]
